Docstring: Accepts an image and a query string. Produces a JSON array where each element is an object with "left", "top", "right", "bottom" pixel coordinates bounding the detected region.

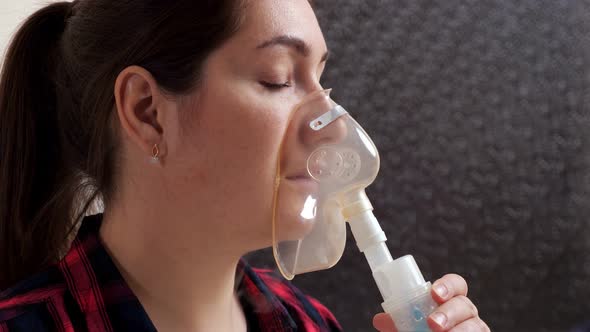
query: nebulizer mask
[{"left": 272, "top": 89, "right": 438, "bottom": 331}]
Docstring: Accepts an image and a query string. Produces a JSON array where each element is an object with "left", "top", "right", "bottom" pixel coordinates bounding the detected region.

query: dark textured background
[{"left": 247, "top": 1, "right": 590, "bottom": 331}]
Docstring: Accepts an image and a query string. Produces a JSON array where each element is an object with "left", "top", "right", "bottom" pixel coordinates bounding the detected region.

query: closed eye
[{"left": 260, "top": 81, "right": 292, "bottom": 90}]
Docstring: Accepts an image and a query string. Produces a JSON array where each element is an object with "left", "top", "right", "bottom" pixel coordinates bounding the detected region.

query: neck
[{"left": 99, "top": 203, "right": 247, "bottom": 332}]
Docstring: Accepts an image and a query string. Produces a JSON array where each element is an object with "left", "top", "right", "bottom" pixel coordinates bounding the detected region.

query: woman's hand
[{"left": 372, "top": 274, "right": 490, "bottom": 332}]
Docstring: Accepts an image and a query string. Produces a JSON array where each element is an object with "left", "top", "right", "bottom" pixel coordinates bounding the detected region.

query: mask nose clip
[{"left": 309, "top": 105, "right": 348, "bottom": 131}]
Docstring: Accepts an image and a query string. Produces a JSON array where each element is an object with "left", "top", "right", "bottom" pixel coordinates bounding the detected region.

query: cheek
[
  {"left": 212, "top": 98, "right": 285, "bottom": 180},
  {"left": 184, "top": 90, "right": 285, "bottom": 166},
  {"left": 176, "top": 88, "right": 292, "bottom": 224}
]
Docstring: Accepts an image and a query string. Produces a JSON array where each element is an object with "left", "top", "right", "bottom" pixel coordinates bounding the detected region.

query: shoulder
[
  {"left": 240, "top": 263, "right": 342, "bottom": 332},
  {"left": 0, "top": 266, "right": 70, "bottom": 331}
]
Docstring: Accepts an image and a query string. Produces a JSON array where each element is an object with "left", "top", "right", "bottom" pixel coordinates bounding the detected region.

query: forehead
[{"left": 232, "top": 0, "right": 327, "bottom": 52}]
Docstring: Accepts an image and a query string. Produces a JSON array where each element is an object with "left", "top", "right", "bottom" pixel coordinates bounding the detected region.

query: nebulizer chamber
[{"left": 272, "top": 90, "right": 438, "bottom": 331}]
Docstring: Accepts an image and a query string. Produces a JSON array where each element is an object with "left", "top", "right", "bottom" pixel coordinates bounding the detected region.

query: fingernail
[
  {"left": 430, "top": 312, "right": 447, "bottom": 328},
  {"left": 434, "top": 283, "right": 448, "bottom": 298}
]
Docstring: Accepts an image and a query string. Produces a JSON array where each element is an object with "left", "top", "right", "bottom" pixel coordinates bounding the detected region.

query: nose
[
  {"left": 296, "top": 89, "right": 348, "bottom": 148},
  {"left": 279, "top": 89, "right": 349, "bottom": 181}
]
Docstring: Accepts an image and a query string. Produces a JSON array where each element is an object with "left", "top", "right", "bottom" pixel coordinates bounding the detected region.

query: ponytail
[
  {"left": 1, "top": 0, "right": 253, "bottom": 290},
  {"left": 0, "top": 2, "right": 77, "bottom": 289}
]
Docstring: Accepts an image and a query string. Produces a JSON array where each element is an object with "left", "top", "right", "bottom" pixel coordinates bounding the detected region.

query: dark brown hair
[{"left": 0, "top": 0, "right": 245, "bottom": 290}]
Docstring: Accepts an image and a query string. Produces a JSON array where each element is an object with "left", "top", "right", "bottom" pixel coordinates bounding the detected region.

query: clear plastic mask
[{"left": 272, "top": 89, "right": 380, "bottom": 280}]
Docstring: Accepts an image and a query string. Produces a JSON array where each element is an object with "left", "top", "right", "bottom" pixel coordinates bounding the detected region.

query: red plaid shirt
[{"left": 0, "top": 214, "right": 342, "bottom": 331}]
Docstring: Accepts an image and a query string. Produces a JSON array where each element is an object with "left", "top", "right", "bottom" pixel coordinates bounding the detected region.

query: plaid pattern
[{"left": 0, "top": 214, "right": 342, "bottom": 331}]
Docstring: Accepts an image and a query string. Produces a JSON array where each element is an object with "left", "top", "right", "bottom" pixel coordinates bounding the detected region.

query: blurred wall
[{"left": 0, "top": 0, "right": 53, "bottom": 64}]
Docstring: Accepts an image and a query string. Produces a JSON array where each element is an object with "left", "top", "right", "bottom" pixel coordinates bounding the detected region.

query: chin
[{"left": 274, "top": 206, "right": 316, "bottom": 243}]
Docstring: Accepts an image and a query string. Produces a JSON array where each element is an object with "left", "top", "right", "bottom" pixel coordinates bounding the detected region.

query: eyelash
[{"left": 260, "top": 81, "right": 292, "bottom": 91}]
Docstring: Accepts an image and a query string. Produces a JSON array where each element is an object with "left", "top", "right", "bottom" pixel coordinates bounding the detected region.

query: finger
[
  {"left": 431, "top": 274, "right": 468, "bottom": 303},
  {"left": 372, "top": 313, "right": 398, "bottom": 332},
  {"left": 447, "top": 317, "right": 490, "bottom": 332},
  {"left": 427, "top": 296, "right": 479, "bottom": 331}
]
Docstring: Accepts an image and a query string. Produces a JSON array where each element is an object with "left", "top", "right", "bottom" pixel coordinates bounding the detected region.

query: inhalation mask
[{"left": 272, "top": 89, "right": 439, "bottom": 331}]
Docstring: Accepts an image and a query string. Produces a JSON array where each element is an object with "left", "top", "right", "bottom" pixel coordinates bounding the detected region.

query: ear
[{"left": 114, "top": 65, "right": 167, "bottom": 159}]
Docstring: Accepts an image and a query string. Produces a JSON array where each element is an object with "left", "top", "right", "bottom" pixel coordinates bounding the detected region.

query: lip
[
  {"left": 285, "top": 170, "right": 313, "bottom": 181},
  {"left": 286, "top": 173, "right": 311, "bottom": 180},
  {"left": 285, "top": 172, "right": 319, "bottom": 191}
]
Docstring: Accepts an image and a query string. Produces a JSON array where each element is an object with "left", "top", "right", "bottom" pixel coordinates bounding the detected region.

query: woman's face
[{"left": 165, "top": 0, "right": 329, "bottom": 252}]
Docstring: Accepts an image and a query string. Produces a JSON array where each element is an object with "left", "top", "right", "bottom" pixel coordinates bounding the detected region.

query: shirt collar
[{"left": 61, "top": 214, "right": 296, "bottom": 331}]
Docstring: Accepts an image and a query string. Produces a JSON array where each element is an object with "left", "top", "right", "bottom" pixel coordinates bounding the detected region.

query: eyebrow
[{"left": 256, "top": 35, "right": 329, "bottom": 63}]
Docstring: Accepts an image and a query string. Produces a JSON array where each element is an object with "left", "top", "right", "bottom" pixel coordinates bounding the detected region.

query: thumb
[{"left": 373, "top": 312, "right": 398, "bottom": 332}]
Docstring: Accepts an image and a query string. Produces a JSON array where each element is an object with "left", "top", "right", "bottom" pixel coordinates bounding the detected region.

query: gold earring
[{"left": 150, "top": 144, "right": 160, "bottom": 164}]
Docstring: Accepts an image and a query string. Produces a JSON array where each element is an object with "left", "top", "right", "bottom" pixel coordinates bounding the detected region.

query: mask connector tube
[
  {"left": 343, "top": 191, "right": 438, "bottom": 332},
  {"left": 342, "top": 190, "right": 392, "bottom": 270}
]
